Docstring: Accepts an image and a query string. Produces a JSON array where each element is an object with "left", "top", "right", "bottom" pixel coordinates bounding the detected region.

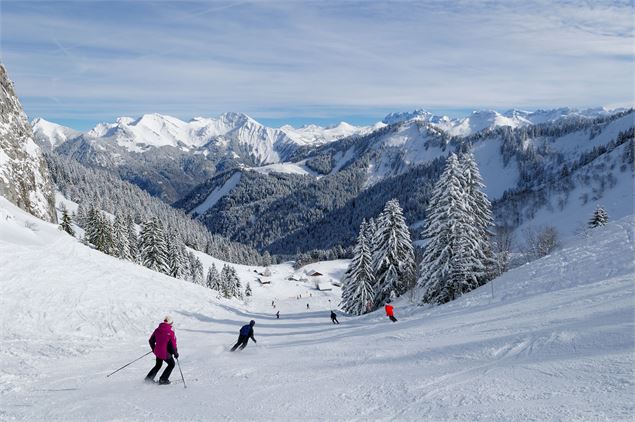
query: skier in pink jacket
[{"left": 145, "top": 316, "right": 179, "bottom": 385}]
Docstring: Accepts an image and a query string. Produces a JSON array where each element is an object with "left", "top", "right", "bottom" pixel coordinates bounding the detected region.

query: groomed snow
[{"left": 1, "top": 196, "right": 634, "bottom": 421}]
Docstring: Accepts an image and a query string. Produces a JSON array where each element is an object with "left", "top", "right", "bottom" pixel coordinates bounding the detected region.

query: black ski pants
[
  {"left": 389, "top": 316, "right": 397, "bottom": 322},
  {"left": 146, "top": 357, "right": 175, "bottom": 381},
  {"left": 231, "top": 335, "right": 249, "bottom": 351},
  {"left": 331, "top": 317, "right": 339, "bottom": 324}
]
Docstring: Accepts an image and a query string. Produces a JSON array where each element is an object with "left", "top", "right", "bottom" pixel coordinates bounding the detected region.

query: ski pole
[
  {"left": 106, "top": 351, "right": 153, "bottom": 378},
  {"left": 176, "top": 357, "right": 187, "bottom": 389}
]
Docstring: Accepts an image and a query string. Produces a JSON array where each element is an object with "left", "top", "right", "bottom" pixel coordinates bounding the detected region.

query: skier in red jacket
[
  {"left": 385, "top": 304, "right": 397, "bottom": 322},
  {"left": 145, "top": 316, "right": 179, "bottom": 385}
]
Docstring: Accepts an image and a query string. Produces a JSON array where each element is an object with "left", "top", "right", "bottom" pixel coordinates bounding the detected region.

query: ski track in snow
[{"left": 1, "top": 198, "right": 634, "bottom": 421}]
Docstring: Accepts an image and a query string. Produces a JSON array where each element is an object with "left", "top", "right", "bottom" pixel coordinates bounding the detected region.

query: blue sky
[{"left": 1, "top": 0, "right": 633, "bottom": 131}]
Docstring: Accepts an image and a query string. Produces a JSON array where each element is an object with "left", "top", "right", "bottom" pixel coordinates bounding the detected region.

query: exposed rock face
[{"left": 0, "top": 64, "right": 57, "bottom": 222}]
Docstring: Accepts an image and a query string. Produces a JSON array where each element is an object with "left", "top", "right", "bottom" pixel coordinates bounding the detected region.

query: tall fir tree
[
  {"left": 371, "top": 199, "right": 415, "bottom": 307},
  {"left": 60, "top": 208, "right": 75, "bottom": 236},
  {"left": 187, "top": 252, "right": 204, "bottom": 284},
  {"left": 459, "top": 152, "right": 496, "bottom": 284},
  {"left": 588, "top": 206, "right": 609, "bottom": 228},
  {"left": 220, "top": 264, "right": 232, "bottom": 298},
  {"left": 340, "top": 219, "right": 376, "bottom": 315},
  {"left": 112, "top": 212, "right": 131, "bottom": 260},
  {"left": 92, "top": 211, "right": 113, "bottom": 254},
  {"left": 125, "top": 214, "right": 138, "bottom": 263},
  {"left": 206, "top": 263, "right": 221, "bottom": 291},
  {"left": 418, "top": 154, "right": 484, "bottom": 304},
  {"left": 166, "top": 235, "right": 186, "bottom": 279},
  {"left": 139, "top": 217, "right": 169, "bottom": 274},
  {"left": 231, "top": 267, "right": 243, "bottom": 299},
  {"left": 244, "top": 281, "right": 252, "bottom": 297}
]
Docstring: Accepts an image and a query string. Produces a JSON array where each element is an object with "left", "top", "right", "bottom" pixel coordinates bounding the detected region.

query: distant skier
[
  {"left": 231, "top": 320, "right": 257, "bottom": 352},
  {"left": 145, "top": 316, "right": 179, "bottom": 385},
  {"left": 330, "top": 311, "right": 339, "bottom": 324},
  {"left": 276, "top": 311, "right": 280, "bottom": 319},
  {"left": 306, "top": 303, "right": 310, "bottom": 310},
  {"left": 385, "top": 304, "right": 397, "bottom": 322}
]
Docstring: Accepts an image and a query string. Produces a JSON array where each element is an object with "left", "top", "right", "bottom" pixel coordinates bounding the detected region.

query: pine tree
[
  {"left": 139, "top": 218, "right": 169, "bottom": 273},
  {"left": 206, "top": 263, "right": 221, "bottom": 291},
  {"left": 231, "top": 267, "right": 243, "bottom": 299},
  {"left": 166, "top": 236, "right": 186, "bottom": 279},
  {"left": 220, "top": 264, "right": 232, "bottom": 298},
  {"left": 112, "top": 212, "right": 131, "bottom": 260},
  {"left": 60, "top": 208, "right": 75, "bottom": 236},
  {"left": 588, "top": 206, "right": 609, "bottom": 228},
  {"left": 245, "top": 282, "right": 252, "bottom": 297},
  {"left": 371, "top": 199, "right": 415, "bottom": 307},
  {"left": 92, "top": 212, "right": 113, "bottom": 254},
  {"left": 460, "top": 152, "right": 496, "bottom": 284},
  {"left": 126, "top": 214, "right": 138, "bottom": 263},
  {"left": 340, "top": 219, "right": 375, "bottom": 315},
  {"left": 187, "top": 253, "right": 204, "bottom": 284},
  {"left": 418, "top": 154, "right": 483, "bottom": 304}
]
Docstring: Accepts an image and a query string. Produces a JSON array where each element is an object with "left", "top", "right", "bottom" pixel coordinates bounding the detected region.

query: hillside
[{"left": 1, "top": 195, "right": 633, "bottom": 420}]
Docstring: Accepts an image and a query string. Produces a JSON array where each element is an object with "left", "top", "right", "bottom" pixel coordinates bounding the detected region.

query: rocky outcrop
[{"left": 0, "top": 64, "right": 56, "bottom": 222}]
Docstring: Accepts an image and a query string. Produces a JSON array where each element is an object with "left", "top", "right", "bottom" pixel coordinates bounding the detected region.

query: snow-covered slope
[
  {"left": 1, "top": 193, "right": 633, "bottom": 420},
  {"left": 31, "top": 118, "right": 81, "bottom": 149}
]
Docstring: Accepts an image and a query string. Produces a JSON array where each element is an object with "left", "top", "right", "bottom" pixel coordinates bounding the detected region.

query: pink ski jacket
[{"left": 149, "top": 322, "right": 178, "bottom": 360}]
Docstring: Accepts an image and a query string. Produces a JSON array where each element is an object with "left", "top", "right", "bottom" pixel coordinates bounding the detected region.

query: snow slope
[
  {"left": 190, "top": 171, "right": 242, "bottom": 216},
  {"left": 1, "top": 196, "right": 634, "bottom": 420},
  {"left": 31, "top": 118, "right": 81, "bottom": 149}
]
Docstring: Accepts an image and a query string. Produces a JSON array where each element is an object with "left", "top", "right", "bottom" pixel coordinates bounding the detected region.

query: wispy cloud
[{"left": 1, "top": 0, "right": 633, "bottom": 129}]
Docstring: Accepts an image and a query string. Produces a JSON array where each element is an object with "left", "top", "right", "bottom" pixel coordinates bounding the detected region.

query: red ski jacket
[{"left": 385, "top": 304, "right": 394, "bottom": 317}]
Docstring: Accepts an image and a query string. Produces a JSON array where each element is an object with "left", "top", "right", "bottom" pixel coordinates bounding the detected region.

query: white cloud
[{"left": 1, "top": 0, "right": 633, "bottom": 125}]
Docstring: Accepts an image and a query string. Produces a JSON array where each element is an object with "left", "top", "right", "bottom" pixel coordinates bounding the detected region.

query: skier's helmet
[
  {"left": 164, "top": 315, "right": 174, "bottom": 325},
  {"left": 250, "top": 320, "right": 256, "bottom": 326}
]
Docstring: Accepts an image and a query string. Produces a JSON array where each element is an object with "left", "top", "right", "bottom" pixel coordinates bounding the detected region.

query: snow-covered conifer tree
[
  {"left": 245, "top": 282, "right": 252, "bottom": 297},
  {"left": 340, "top": 219, "right": 375, "bottom": 315},
  {"left": 588, "top": 206, "right": 609, "bottom": 228},
  {"left": 206, "top": 263, "right": 221, "bottom": 291},
  {"left": 139, "top": 217, "right": 169, "bottom": 274},
  {"left": 187, "top": 253, "right": 204, "bottom": 284},
  {"left": 220, "top": 264, "right": 232, "bottom": 298},
  {"left": 372, "top": 199, "right": 415, "bottom": 306},
  {"left": 60, "top": 208, "right": 74, "bottom": 236},
  {"left": 459, "top": 152, "right": 496, "bottom": 283},
  {"left": 231, "top": 267, "right": 243, "bottom": 299},
  {"left": 92, "top": 212, "right": 113, "bottom": 255},
  {"left": 112, "top": 212, "right": 131, "bottom": 260},
  {"left": 166, "top": 236, "right": 186, "bottom": 279},
  {"left": 418, "top": 154, "right": 483, "bottom": 304},
  {"left": 125, "top": 214, "right": 138, "bottom": 262}
]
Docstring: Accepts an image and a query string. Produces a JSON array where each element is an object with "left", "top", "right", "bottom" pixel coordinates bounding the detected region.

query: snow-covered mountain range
[
  {"left": 30, "top": 105, "right": 634, "bottom": 254},
  {"left": 34, "top": 107, "right": 620, "bottom": 156},
  {"left": 382, "top": 107, "right": 625, "bottom": 136},
  {"left": 33, "top": 112, "right": 374, "bottom": 162}
]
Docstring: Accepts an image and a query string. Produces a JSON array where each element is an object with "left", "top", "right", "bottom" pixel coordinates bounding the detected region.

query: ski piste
[{"left": 1, "top": 195, "right": 633, "bottom": 420}]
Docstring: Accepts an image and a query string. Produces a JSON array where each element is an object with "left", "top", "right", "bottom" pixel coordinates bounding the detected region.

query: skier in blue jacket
[{"left": 231, "top": 320, "right": 256, "bottom": 351}]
